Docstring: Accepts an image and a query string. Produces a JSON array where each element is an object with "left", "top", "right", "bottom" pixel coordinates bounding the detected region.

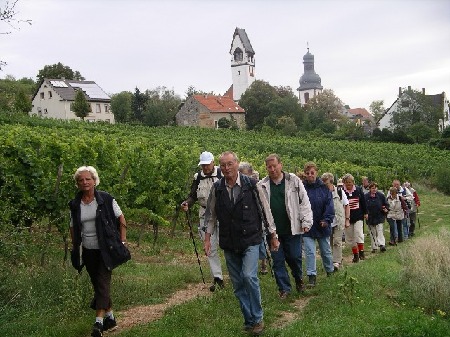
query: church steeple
[
  {"left": 297, "top": 46, "right": 323, "bottom": 105},
  {"left": 230, "top": 27, "right": 255, "bottom": 102}
]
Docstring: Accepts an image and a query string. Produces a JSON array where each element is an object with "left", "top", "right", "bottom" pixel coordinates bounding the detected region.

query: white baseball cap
[{"left": 198, "top": 151, "right": 214, "bottom": 165}]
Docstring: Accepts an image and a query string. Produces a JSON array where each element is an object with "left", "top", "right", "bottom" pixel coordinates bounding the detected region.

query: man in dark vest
[{"left": 204, "top": 151, "right": 279, "bottom": 336}]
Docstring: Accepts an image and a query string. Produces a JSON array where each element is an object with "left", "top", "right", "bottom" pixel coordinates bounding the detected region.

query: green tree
[
  {"left": 13, "top": 88, "right": 32, "bottom": 114},
  {"left": 36, "top": 62, "right": 85, "bottom": 83},
  {"left": 369, "top": 100, "right": 385, "bottom": 122},
  {"left": 142, "top": 87, "right": 182, "bottom": 126},
  {"left": 184, "top": 85, "right": 210, "bottom": 98},
  {"left": 239, "top": 80, "right": 279, "bottom": 130},
  {"left": 131, "top": 87, "right": 147, "bottom": 122},
  {"left": 392, "top": 88, "right": 442, "bottom": 130},
  {"left": 111, "top": 91, "right": 133, "bottom": 123},
  {"left": 71, "top": 89, "right": 91, "bottom": 120},
  {"left": 0, "top": 75, "right": 36, "bottom": 112},
  {"left": 407, "top": 122, "right": 438, "bottom": 143},
  {"left": 305, "top": 89, "right": 345, "bottom": 130}
]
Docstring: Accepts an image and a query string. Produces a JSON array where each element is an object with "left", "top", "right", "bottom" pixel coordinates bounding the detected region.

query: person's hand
[
  {"left": 345, "top": 219, "right": 351, "bottom": 228},
  {"left": 303, "top": 226, "right": 310, "bottom": 233},
  {"left": 364, "top": 214, "right": 368, "bottom": 220},
  {"left": 204, "top": 240, "right": 211, "bottom": 256},
  {"left": 320, "top": 220, "right": 328, "bottom": 228},
  {"left": 270, "top": 235, "right": 280, "bottom": 251},
  {"left": 180, "top": 201, "right": 188, "bottom": 212}
]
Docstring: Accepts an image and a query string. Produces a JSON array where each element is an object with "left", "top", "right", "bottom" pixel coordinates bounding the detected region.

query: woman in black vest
[{"left": 69, "top": 166, "right": 129, "bottom": 337}]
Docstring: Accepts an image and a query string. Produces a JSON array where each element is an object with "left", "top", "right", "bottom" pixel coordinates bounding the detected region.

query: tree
[
  {"left": 36, "top": 62, "right": 85, "bottom": 83},
  {"left": 1, "top": 0, "right": 32, "bottom": 70},
  {"left": 392, "top": 88, "right": 442, "bottom": 130},
  {"left": 304, "top": 89, "right": 345, "bottom": 129},
  {"left": 131, "top": 87, "right": 147, "bottom": 122},
  {"left": 111, "top": 91, "right": 133, "bottom": 123},
  {"left": 71, "top": 89, "right": 91, "bottom": 120},
  {"left": 13, "top": 88, "right": 31, "bottom": 114},
  {"left": 0, "top": 75, "right": 35, "bottom": 112},
  {"left": 369, "top": 100, "right": 385, "bottom": 122},
  {"left": 184, "top": 85, "right": 210, "bottom": 98},
  {"left": 142, "top": 87, "right": 182, "bottom": 126},
  {"left": 407, "top": 122, "right": 438, "bottom": 143},
  {"left": 238, "top": 80, "right": 279, "bottom": 130}
]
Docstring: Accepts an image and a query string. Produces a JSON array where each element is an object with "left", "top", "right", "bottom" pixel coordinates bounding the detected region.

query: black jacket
[
  {"left": 214, "top": 175, "right": 262, "bottom": 253},
  {"left": 69, "top": 189, "right": 130, "bottom": 271},
  {"left": 365, "top": 191, "right": 389, "bottom": 226}
]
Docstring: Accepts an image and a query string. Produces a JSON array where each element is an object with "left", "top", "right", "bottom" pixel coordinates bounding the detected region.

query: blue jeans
[
  {"left": 387, "top": 218, "right": 402, "bottom": 242},
  {"left": 224, "top": 244, "right": 263, "bottom": 327},
  {"left": 271, "top": 234, "right": 302, "bottom": 293},
  {"left": 303, "top": 236, "right": 334, "bottom": 275},
  {"left": 402, "top": 217, "right": 409, "bottom": 239}
]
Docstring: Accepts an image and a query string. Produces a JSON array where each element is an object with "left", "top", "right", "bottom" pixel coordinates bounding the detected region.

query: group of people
[
  {"left": 68, "top": 152, "right": 420, "bottom": 337},
  {"left": 181, "top": 151, "right": 421, "bottom": 336}
]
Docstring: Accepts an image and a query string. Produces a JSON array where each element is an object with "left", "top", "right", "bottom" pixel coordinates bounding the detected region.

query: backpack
[
  {"left": 195, "top": 167, "right": 222, "bottom": 188},
  {"left": 401, "top": 189, "right": 412, "bottom": 209}
]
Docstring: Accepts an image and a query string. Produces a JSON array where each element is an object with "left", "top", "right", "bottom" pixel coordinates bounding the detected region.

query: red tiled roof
[
  {"left": 223, "top": 85, "right": 233, "bottom": 98},
  {"left": 194, "top": 94, "right": 244, "bottom": 113},
  {"left": 347, "top": 108, "right": 372, "bottom": 119}
]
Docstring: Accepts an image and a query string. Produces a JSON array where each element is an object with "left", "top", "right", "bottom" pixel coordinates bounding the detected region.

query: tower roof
[
  {"left": 298, "top": 48, "right": 323, "bottom": 91},
  {"left": 230, "top": 27, "right": 254, "bottom": 55}
]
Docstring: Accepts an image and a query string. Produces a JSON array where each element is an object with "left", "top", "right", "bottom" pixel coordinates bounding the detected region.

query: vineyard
[{"left": 1, "top": 112, "right": 449, "bottom": 229}]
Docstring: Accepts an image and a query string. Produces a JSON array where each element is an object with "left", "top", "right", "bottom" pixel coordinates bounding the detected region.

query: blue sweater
[{"left": 303, "top": 178, "right": 335, "bottom": 238}]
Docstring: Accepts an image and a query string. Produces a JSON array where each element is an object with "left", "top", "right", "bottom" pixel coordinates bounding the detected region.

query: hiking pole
[
  {"left": 251, "top": 188, "right": 275, "bottom": 278},
  {"left": 186, "top": 210, "right": 206, "bottom": 284}
]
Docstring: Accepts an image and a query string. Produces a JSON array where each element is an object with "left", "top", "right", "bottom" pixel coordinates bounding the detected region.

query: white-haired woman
[{"left": 69, "top": 166, "right": 129, "bottom": 337}]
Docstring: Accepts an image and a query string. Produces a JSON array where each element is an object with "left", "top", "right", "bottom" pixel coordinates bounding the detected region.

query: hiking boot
[
  {"left": 352, "top": 253, "right": 359, "bottom": 263},
  {"left": 91, "top": 322, "right": 103, "bottom": 337},
  {"left": 103, "top": 316, "right": 117, "bottom": 332},
  {"left": 307, "top": 275, "right": 316, "bottom": 287},
  {"left": 279, "top": 290, "right": 289, "bottom": 299},
  {"left": 209, "top": 277, "right": 224, "bottom": 292},
  {"left": 295, "top": 278, "right": 305, "bottom": 292},
  {"left": 333, "top": 262, "right": 340, "bottom": 271},
  {"left": 252, "top": 320, "right": 265, "bottom": 336},
  {"left": 380, "top": 245, "right": 386, "bottom": 252},
  {"left": 359, "top": 250, "right": 365, "bottom": 260}
]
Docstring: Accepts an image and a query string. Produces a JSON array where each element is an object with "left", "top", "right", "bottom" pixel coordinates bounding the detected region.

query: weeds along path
[{"left": 112, "top": 282, "right": 212, "bottom": 332}]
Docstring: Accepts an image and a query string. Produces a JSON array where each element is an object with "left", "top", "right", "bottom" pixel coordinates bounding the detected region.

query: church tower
[
  {"left": 297, "top": 47, "right": 323, "bottom": 105},
  {"left": 230, "top": 28, "right": 255, "bottom": 102}
]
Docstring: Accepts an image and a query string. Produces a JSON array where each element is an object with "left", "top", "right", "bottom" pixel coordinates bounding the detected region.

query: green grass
[{"left": 1, "top": 187, "right": 449, "bottom": 337}]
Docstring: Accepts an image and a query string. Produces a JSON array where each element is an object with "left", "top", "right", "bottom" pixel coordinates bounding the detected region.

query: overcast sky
[{"left": 2, "top": 0, "right": 450, "bottom": 110}]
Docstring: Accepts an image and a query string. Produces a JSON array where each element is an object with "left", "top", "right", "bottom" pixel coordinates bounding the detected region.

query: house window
[
  {"left": 44, "top": 108, "right": 48, "bottom": 114},
  {"left": 40, "top": 92, "right": 44, "bottom": 99},
  {"left": 48, "top": 91, "right": 52, "bottom": 99},
  {"left": 104, "top": 104, "right": 109, "bottom": 113},
  {"left": 304, "top": 92, "right": 310, "bottom": 103},
  {"left": 96, "top": 104, "right": 101, "bottom": 113},
  {"left": 37, "top": 107, "right": 42, "bottom": 116},
  {"left": 214, "top": 120, "right": 218, "bottom": 129},
  {"left": 249, "top": 66, "right": 254, "bottom": 77},
  {"left": 234, "top": 48, "right": 243, "bottom": 62}
]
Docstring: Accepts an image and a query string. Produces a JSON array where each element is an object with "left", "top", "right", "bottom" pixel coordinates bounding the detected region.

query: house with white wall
[
  {"left": 31, "top": 79, "right": 114, "bottom": 123},
  {"left": 378, "top": 87, "right": 449, "bottom": 132}
]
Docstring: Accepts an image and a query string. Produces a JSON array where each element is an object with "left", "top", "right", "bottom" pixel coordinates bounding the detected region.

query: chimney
[
  {"left": 422, "top": 88, "right": 425, "bottom": 95},
  {"left": 399, "top": 87, "right": 402, "bottom": 96},
  {"left": 408, "top": 86, "right": 411, "bottom": 91}
]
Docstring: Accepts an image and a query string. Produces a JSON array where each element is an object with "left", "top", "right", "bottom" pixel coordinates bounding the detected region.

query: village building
[
  {"left": 30, "top": 79, "right": 114, "bottom": 123},
  {"left": 377, "top": 86, "right": 449, "bottom": 132},
  {"left": 297, "top": 47, "right": 323, "bottom": 105},
  {"left": 342, "top": 107, "right": 375, "bottom": 132},
  {"left": 175, "top": 94, "right": 245, "bottom": 129}
]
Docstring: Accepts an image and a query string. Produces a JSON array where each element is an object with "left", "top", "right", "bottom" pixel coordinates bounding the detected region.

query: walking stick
[{"left": 186, "top": 210, "right": 206, "bottom": 284}]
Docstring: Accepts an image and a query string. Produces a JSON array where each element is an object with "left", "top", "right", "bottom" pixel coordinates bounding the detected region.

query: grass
[{"left": 1, "top": 186, "right": 449, "bottom": 336}]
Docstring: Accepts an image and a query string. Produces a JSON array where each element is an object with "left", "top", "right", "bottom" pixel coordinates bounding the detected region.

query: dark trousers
[{"left": 83, "top": 248, "right": 112, "bottom": 310}]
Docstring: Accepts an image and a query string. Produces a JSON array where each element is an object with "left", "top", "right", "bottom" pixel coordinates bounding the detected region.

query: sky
[{"left": 2, "top": 0, "right": 450, "bottom": 110}]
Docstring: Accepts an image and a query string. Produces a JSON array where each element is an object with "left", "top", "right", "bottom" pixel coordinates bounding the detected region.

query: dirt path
[{"left": 111, "top": 282, "right": 212, "bottom": 332}]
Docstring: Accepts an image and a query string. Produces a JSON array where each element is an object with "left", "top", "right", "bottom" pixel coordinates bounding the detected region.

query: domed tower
[
  {"left": 230, "top": 27, "right": 255, "bottom": 102},
  {"left": 297, "top": 47, "right": 323, "bottom": 105}
]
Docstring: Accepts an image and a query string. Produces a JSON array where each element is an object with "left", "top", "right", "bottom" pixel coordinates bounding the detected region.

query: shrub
[
  {"left": 399, "top": 229, "right": 450, "bottom": 315},
  {"left": 432, "top": 164, "right": 450, "bottom": 195}
]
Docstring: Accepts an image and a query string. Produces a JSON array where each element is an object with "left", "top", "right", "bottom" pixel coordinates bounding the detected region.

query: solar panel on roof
[
  {"left": 50, "top": 80, "right": 68, "bottom": 88},
  {"left": 69, "top": 82, "right": 110, "bottom": 100}
]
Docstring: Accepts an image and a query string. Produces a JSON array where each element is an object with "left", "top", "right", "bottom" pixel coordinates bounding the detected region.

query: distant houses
[
  {"left": 377, "top": 87, "right": 450, "bottom": 132},
  {"left": 31, "top": 79, "right": 114, "bottom": 123},
  {"left": 175, "top": 94, "right": 245, "bottom": 129}
]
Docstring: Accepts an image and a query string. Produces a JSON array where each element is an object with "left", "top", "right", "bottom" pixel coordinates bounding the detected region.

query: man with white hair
[{"left": 181, "top": 151, "right": 224, "bottom": 291}]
